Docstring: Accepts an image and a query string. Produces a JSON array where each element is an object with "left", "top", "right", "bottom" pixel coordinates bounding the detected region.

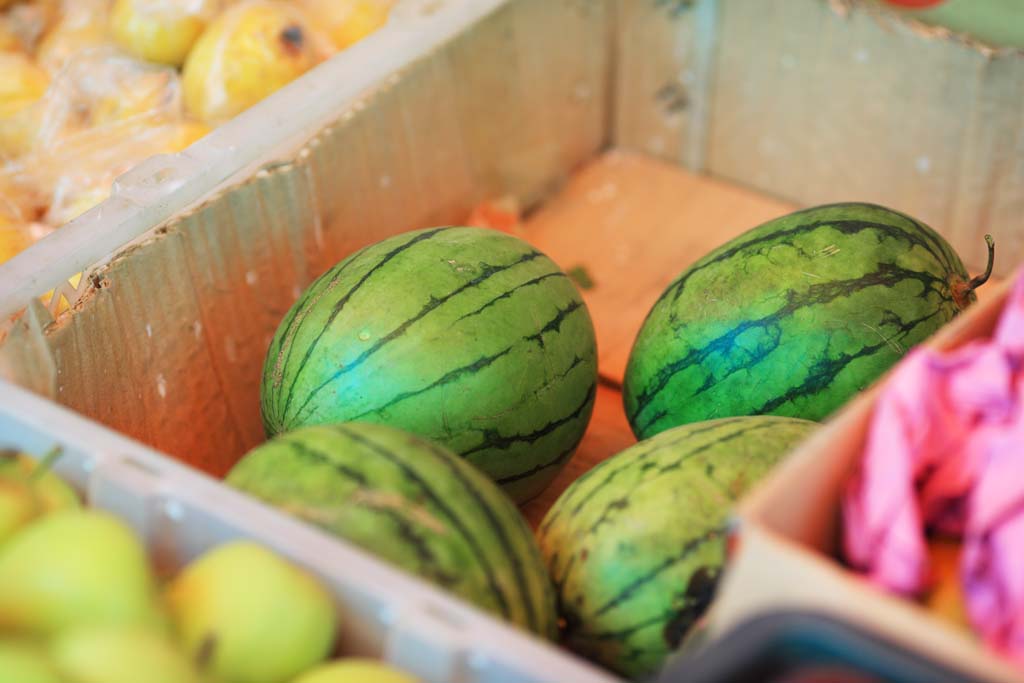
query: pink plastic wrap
[{"left": 843, "top": 270, "right": 1024, "bottom": 664}]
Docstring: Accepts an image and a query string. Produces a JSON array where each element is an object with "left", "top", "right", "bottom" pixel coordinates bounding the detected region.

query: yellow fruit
[
  {"left": 0, "top": 0, "right": 61, "bottom": 53},
  {"left": 300, "top": 0, "right": 393, "bottom": 50},
  {"left": 87, "top": 66, "right": 181, "bottom": 127},
  {"left": 171, "top": 120, "right": 211, "bottom": 149},
  {"left": 111, "top": 0, "right": 217, "bottom": 67},
  {"left": 0, "top": 53, "right": 49, "bottom": 158},
  {"left": 291, "top": 660, "right": 418, "bottom": 683},
  {"left": 182, "top": 1, "right": 324, "bottom": 124},
  {"left": 0, "top": 214, "right": 31, "bottom": 265},
  {"left": 36, "top": 3, "right": 111, "bottom": 75},
  {"left": 0, "top": 52, "right": 48, "bottom": 120}
]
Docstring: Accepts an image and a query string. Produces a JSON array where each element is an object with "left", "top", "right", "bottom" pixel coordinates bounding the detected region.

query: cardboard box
[
  {"left": 0, "top": 0, "right": 1021, "bottom": 679},
  {"left": 705, "top": 274, "right": 1023, "bottom": 683}
]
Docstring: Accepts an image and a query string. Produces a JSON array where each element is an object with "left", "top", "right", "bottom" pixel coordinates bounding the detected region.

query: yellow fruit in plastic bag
[
  {"left": 88, "top": 67, "right": 181, "bottom": 127},
  {"left": 0, "top": 53, "right": 48, "bottom": 158},
  {"left": 0, "top": 0, "right": 61, "bottom": 54},
  {"left": 182, "top": 1, "right": 324, "bottom": 124},
  {"left": 300, "top": 0, "right": 393, "bottom": 49},
  {"left": 0, "top": 214, "right": 31, "bottom": 265},
  {"left": 111, "top": 0, "right": 218, "bottom": 67},
  {"left": 171, "top": 120, "right": 211, "bottom": 149},
  {"left": 36, "top": 2, "right": 111, "bottom": 75},
  {"left": 0, "top": 52, "right": 48, "bottom": 119}
]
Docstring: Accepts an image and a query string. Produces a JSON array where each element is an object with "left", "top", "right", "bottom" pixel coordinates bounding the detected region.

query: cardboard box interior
[{"left": 0, "top": 0, "right": 1020, "bottom": 673}]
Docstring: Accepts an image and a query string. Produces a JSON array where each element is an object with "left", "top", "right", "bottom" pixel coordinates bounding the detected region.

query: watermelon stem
[{"left": 967, "top": 234, "right": 995, "bottom": 293}]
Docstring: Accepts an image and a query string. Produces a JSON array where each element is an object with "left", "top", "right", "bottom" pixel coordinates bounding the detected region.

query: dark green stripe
[
  {"left": 590, "top": 524, "right": 724, "bottom": 618},
  {"left": 632, "top": 262, "right": 949, "bottom": 429},
  {"left": 369, "top": 506, "right": 459, "bottom": 588},
  {"left": 416, "top": 439, "right": 543, "bottom": 634},
  {"left": 547, "top": 422, "right": 771, "bottom": 597},
  {"left": 748, "top": 307, "right": 942, "bottom": 416},
  {"left": 523, "top": 300, "right": 583, "bottom": 348},
  {"left": 463, "top": 382, "right": 596, "bottom": 456},
  {"left": 659, "top": 217, "right": 954, "bottom": 308},
  {"left": 550, "top": 418, "right": 747, "bottom": 527},
  {"left": 456, "top": 271, "right": 568, "bottom": 323},
  {"left": 332, "top": 425, "right": 514, "bottom": 621},
  {"left": 495, "top": 441, "right": 577, "bottom": 486},
  {"left": 278, "top": 228, "right": 447, "bottom": 426},
  {"left": 347, "top": 347, "right": 514, "bottom": 421},
  {"left": 288, "top": 249, "right": 543, "bottom": 425},
  {"left": 570, "top": 610, "right": 674, "bottom": 643},
  {"left": 279, "top": 438, "right": 369, "bottom": 485}
]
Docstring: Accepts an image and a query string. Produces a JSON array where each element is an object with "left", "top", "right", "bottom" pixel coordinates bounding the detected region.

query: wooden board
[{"left": 523, "top": 149, "right": 797, "bottom": 384}]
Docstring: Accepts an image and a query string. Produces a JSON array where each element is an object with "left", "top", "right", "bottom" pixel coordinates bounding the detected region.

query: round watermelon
[
  {"left": 539, "top": 416, "right": 818, "bottom": 678},
  {"left": 227, "top": 422, "right": 557, "bottom": 638},
  {"left": 260, "top": 227, "right": 598, "bottom": 503}
]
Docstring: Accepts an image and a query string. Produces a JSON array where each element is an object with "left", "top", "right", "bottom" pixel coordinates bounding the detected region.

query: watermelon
[
  {"left": 260, "top": 227, "right": 598, "bottom": 503},
  {"left": 538, "top": 416, "right": 817, "bottom": 679},
  {"left": 226, "top": 422, "right": 557, "bottom": 638},
  {"left": 624, "top": 202, "right": 994, "bottom": 440}
]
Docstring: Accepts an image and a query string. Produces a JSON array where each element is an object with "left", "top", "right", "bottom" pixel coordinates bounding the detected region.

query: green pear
[
  {"left": 0, "top": 449, "right": 81, "bottom": 513},
  {"left": 51, "top": 625, "right": 200, "bottom": 683},
  {"left": 0, "top": 639, "right": 61, "bottom": 683},
  {"left": 0, "top": 510, "right": 160, "bottom": 636},
  {"left": 0, "top": 449, "right": 79, "bottom": 545},
  {"left": 166, "top": 541, "right": 337, "bottom": 683},
  {"left": 0, "top": 478, "right": 40, "bottom": 546},
  {"left": 292, "top": 660, "right": 419, "bottom": 683}
]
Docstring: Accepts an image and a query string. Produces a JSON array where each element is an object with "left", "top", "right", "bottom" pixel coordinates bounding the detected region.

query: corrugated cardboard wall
[
  {"left": 614, "top": 0, "right": 1024, "bottom": 276},
  {"left": 38, "top": 0, "right": 612, "bottom": 475}
]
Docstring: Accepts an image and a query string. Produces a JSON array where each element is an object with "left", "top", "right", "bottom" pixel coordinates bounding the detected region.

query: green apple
[
  {"left": 0, "top": 639, "right": 61, "bottom": 683},
  {"left": 166, "top": 541, "right": 337, "bottom": 683},
  {"left": 0, "top": 510, "right": 160, "bottom": 635},
  {"left": 292, "top": 660, "right": 419, "bottom": 683},
  {"left": 51, "top": 625, "right": 200, "bottom": 683}
]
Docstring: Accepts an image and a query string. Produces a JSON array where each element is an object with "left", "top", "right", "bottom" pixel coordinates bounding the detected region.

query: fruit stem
[
  {"left": 28, "top": 445, "right": 64, "bottom": 482},
  {"left": 967, "top": 234, "right": 995, "bottom": 293}
]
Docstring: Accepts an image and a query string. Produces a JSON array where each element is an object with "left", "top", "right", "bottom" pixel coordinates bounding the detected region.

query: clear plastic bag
[
  {"left": 35, "top": 0, "right": 113, "bottom": 75},
  {"left": 3, "top": 48, "right": 207, "bottom": 226}
]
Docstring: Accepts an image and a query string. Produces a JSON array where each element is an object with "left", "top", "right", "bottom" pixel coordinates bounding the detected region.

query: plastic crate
[{"left": 0, "top": 377, "right": 618, "bottom": 683}]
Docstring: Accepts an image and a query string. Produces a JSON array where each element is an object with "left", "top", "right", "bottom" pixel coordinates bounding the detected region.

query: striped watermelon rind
[
  {"left": 538, "top": 416, "right": 818, "bottom": 678},
  {"left": 226, "top": 422, "right": 558, "bottom": 639},
  {"left": 624, "top": 202, "right": 987, "bottom": 440},
  {"left": 260, "top": 227, "right": 598, "bottom": 503}
]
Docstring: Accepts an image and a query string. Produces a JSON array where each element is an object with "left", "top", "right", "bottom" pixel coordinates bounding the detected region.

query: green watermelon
[
  {"left": 260, "top": 227, "right": 598, "bottom": 504},
  {"left": 226, "top": 422, "right": 557, "bottom": 638},
  {"left": 539, "top": 416, "right": 817, "bottom": 679},
  {"left": 624, "top": 202, "right": 993, "bottom": 440}
]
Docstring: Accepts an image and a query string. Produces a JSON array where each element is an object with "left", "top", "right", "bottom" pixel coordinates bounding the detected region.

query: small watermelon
[
  {"left": 260, "top": 227, "right": 598, "bottom": 503},
  {"left": 624, "top": 202, "right": 993, "bottom": 439},
  {"left": 539, "top": 416, "right": 817, "bottom": 679},
  {"left": 226, "top": 422, "right": 557, "bottom": 639}
]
